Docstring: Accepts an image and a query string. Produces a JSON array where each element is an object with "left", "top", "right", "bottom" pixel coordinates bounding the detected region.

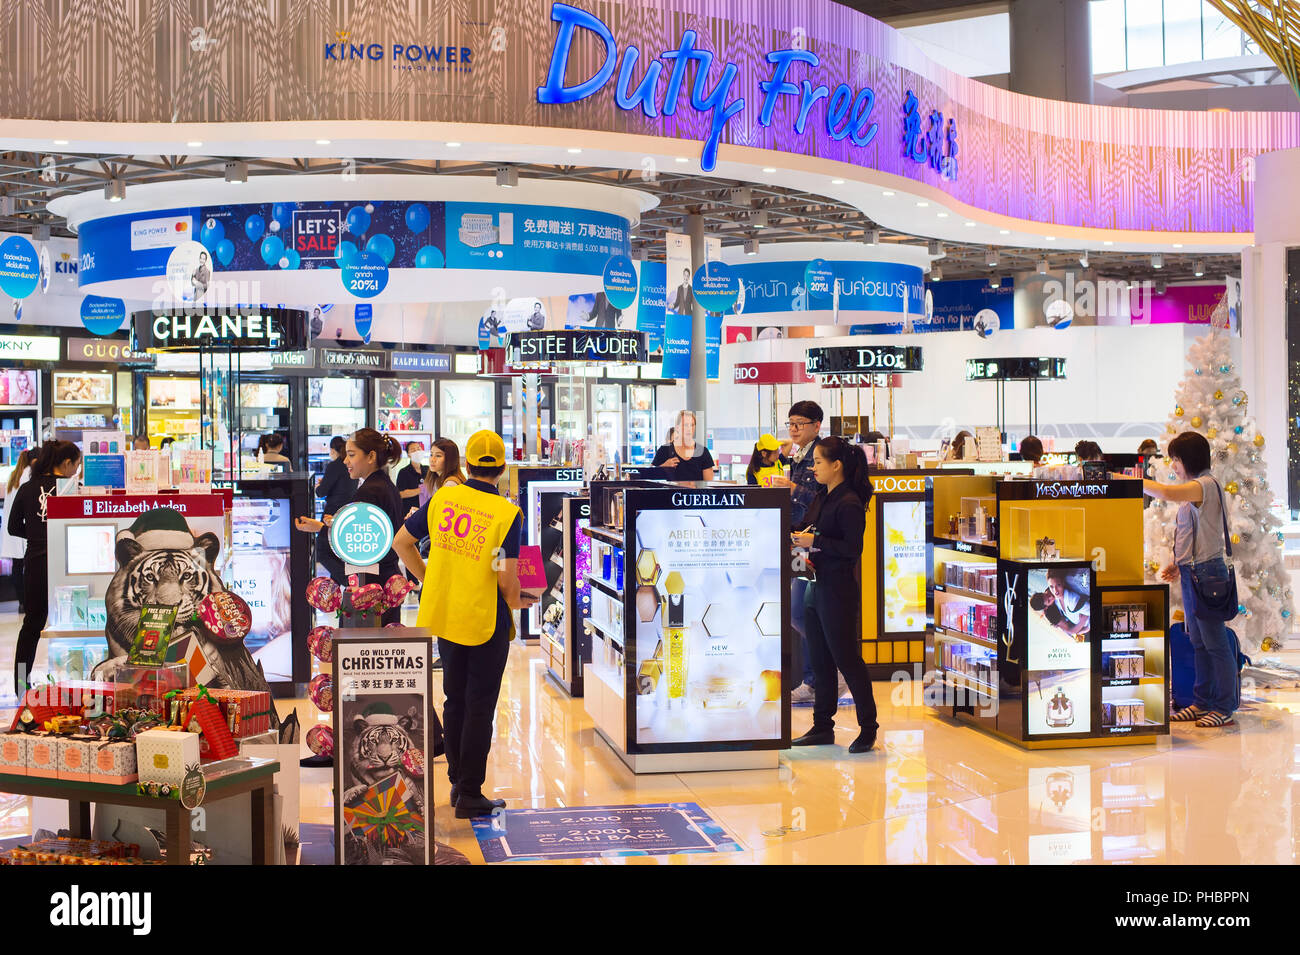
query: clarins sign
[{"left": 66, "top": 337, "right": 152, "bottom": 365}]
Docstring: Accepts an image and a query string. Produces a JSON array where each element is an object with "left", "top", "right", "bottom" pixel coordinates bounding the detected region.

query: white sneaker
[
  {"left": 837, "top": 678, "right": 850, "bottom": 701},
  {"left": 791, "top": 682, "right": 815, "bottom": 704}
]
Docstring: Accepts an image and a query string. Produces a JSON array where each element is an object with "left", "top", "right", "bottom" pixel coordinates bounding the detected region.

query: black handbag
[{"left": 1188, "top": 480, "right": 1239, "bottom": 622}]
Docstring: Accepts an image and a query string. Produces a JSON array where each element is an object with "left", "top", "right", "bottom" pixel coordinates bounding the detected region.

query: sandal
[
  {"left": 1195, "top": 711, "right": 1235, "bottom": 728},
  {"left": 1171, "top": 705, "right": 1206, "bottom": 722}
]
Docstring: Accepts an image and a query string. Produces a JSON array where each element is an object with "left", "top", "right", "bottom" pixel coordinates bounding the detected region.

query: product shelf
[
  {"left": 584, "top": 574, "right": 622, "bottom": 599},
  {"left": 584, "top": 616, "right": 625, "bottom": 654},
  {"left": 1101, "top": 676, "right": 1164, "bottom": 687},
  {"left": 932, "top": 624, "right": 997, "bottom": 651},
  {"left": 932, "top": 536, "right": 999, "bottom": 559},
  {"left": 933, "top": 583, "right": 996, "bottom": 604},
  {"left": 584, "top": 525, "right": 625, "bottom": 548}
]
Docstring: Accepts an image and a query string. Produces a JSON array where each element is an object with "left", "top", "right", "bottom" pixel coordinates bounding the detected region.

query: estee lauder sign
[
  {"left": 66, "top": 337, "right": 152, "bottom": 364},
  {"left": 509, "top": 329, "right": 648, "bottom": 364},
  {"left": 131, "top": 307, "right": 308, "bottom": 352}
]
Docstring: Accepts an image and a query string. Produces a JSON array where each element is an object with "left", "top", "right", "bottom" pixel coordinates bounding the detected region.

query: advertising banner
[
  {"left": 333, "top": 634, "right": 432, "bottom": 865},
  {"left": 631, "top": 502, "right": 784, "bottom": 747},
  {"left": 636, "top": 259, "right": 666, "bottom": 353},
  {"left": 880, "top": 498, "right": 927, "bottom": 634},
  {"left": 1024, "top": 565, "right": 1093, "bottom": 737},
  {"left": 1129, "top": 283, "right": 1225, "bottom": 326},
  {"left": 730, "top": 260, "right": 925, "bottom": 320},
  {"left": 224, "top": 496, "right": 295, "bottom": 683},
  {"left": 661, "top": 232, "right": 693, "bottom": 380}
]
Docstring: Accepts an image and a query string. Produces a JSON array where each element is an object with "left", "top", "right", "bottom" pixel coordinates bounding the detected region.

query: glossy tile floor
[{"left": 5, "top": 609, "right": 1299, "bottom": 864}]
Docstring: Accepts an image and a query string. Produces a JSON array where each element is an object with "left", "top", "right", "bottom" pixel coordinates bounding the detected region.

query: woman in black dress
[
  {"left": 788, "top": 436, "right": 878, "bottom": 753},
  {"left": 651, "top": 410, "right": 715, "bottom": 481},
  {"left": 296, "top": 428, "right": 405, "bottom": 625}
]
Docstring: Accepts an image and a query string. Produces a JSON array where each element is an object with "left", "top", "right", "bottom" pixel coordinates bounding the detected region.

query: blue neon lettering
[
  {"left": 850, "top": 87, "right": 878, "bottom": 146},
  {"left": 659, "top": 30, "right": 699, "bottom": 117},
  {"left": 825, "top": 83, "right": 853, "bottom": 140},
  {"left": 536, "top": 2, "right": 617, "bottom": 105},
  {"left": 687, "top": 52, "right": 745, "bottom": 171},
  {"left": 759, "top": 49, "right": 817, "bottom": 126},
  {"left": 795, "top": 81, "right": 829, "bottom": 134},
  {"left": 615, "top": 45, "right": 662, "bottom": 118}
]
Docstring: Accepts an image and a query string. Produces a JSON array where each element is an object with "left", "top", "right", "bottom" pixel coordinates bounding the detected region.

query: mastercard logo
[{"left": 174, "top": 221, "right": 188, "bottom": 232}]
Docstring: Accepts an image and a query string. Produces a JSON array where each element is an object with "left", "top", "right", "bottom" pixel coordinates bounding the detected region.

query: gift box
[
  {"left": 90, "top": 741, "right": 137, "bottom": 785},
  {"left": 135, "top": 728, "right": 199, "bottom": 788},
  {"left": 26, "top": 736, "right": 59, "bottom": 779},
  {"left": 116, "top": 663, "right": 190, "bottom": 716},
  {"left": 0, "top": 734, "right": 26, "bottom": 775},
  {"left": 56, "top": 737, "right": 94, "bottom": 783},
  {"left": 1103, "top": 698, "right": 1146, "bottom": 727},
  {"left": 177, "top": 687, "right": 272, "bottom": 738}
]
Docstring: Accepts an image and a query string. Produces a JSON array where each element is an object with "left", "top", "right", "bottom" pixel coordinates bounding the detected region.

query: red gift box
[{"left": 177, "top": 687, "right": 272, "bottom": 739}]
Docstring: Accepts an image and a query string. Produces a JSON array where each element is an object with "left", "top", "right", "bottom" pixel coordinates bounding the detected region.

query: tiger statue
[
  {"left": 92, "top": 508, "right": 284, "bottom": 736},
  {"left": 342, "top": 709, "right": 426, "bottom": 866}
]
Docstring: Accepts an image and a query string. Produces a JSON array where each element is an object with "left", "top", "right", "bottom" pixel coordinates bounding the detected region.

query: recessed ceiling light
[
  {"left": 1103, "top": 240, "right": 1113, "bottom": 246},
  {"left": 831, "top": 178, "right": 845, "bottom": 185},
  {"left": 567, "top": 147, "right": 582, "bottom": 154},
  {"left": 1045, "top": 236, "right": 1056, "bottom": 241},
  {"left": 916, "top": 201, "right": 929, "bottom": 208},
  {"left": 315, "top": 139, "right": 331, "bottom": 145},
  {"left": 762, "top": 166, "right": 777, "bottom": 173},
  {"left": 1172, "top": 243, "right": 1183, "bottom": 248},
  {"left": 963, "top": 220, "right": 977, "bottom": 227},
  {"left": 186, "top": 141, "right": 203, "bottom": 148},
  {"left": 936, "top": 212, "right": 949, "bottom": 218},
  {"left": 446, "top": 141, "right": 462, "bottom": 148},
  {"left": 998, "top": 229, "right": 1011, "bottom": 235},
  {"left": 674, "top": 156, "right": 689, "bottom": 163},
  {"left": 52, "top": 139, "right": 69, "bottom": 146},
  {"left": 881, "top": 190, "right": 895, "bottom": 197}
]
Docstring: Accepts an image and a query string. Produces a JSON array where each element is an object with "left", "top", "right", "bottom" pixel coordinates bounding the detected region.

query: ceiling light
[
  {"left": 866, "top": 228, "right": 881, "bottom": 245},
  {"left": 496, "top": 166, "right": 519, "bottom": 188},
  {"left": 732, "top": 186, "right": 752, "bottom": 207},
  {"left": 936, "top": 212, "right": 949, "bottom": 218},
  {"left": 762, "top": 166, "right": 777, "bottom": 173},
  {"left": 1037, "top": 259, "right": 1049, "bottom": 274},
  {"left": 1103, "top": 240, "right": 1114, "bottom": 246},
  {"left": 751, "top": 210, "right": 768, "bottom": 229},
  {"left": 446, "top": 141, "right": 462, "bottom": 148},
  {"left": 1155, "top": 279, "right": 1167, "bottom": 294},
  {"left": 989, "top": 274, "right": 1000, "bottom": 289},
  {"left": 1151, "top": 253, "right": 1163, "bottom": 269},
  {"left": 1172, "top": 243, "right": 1183, "bottom": 248},
  {"left": 963, "top": 220, "right": 977, "bottom": 227},
  {"left": 831, "top": 178, "right": 845, "bottom": 185},
  {"left": 224, "top": 161, "right": 248, "bottom": 184},
  {"left": 674, "top": 156, "right": 689, "bottom": 163},
  {"left": 986, "top": 251, "right": 999, "bottom": 268},
  {"left": 186, "top": 140, "right": 203, "bottom": 148},
  {"left": 999, "top": 229, "right": 1011, "bottom": 235},
  {"left": 104, "top": 179, "right": 126, "bottom": 202},
  {"left": 1193, "top": 258, "right": 1205, "bottom": 277},
  {"left": 0, "top": 195, "right": 13, "bottom": 216},
  {"left": 52, "top": 139, "right": 69, "bottom": 146},
  {"left": 881, "top": 190, "right": 895, "bottom": 197},
  {"left": 315, "top": 139, "right": 331, "bottom": 145},
  {"left": 930, "top": 266, "right": 942, "bottom": 281},
  {"left": 927, "top": 239, "right": 944, "bottom": 256},
  {"left": 566, "top": 147, "right": 582, "bottom": 154},
  {"left": 745, "top": 239, "right": 760, "bottom": 256},
  {"left": 916, "top": 201, "right": 930, "bottom": 208},
  {"left": 1078, "top": 251, "right": 1089, "bottom": 268},
  {"left": 1044, "top": 236, "right": 1056, "bottom": 241}
]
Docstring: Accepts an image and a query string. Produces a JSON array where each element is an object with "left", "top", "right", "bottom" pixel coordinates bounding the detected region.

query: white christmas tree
[{"left": 1143, "top": 328, "right": 1294, "bottom": 654}]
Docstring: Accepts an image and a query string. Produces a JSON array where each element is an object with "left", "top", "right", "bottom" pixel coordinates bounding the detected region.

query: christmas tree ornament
[
  {"left": 1226, "top": 481, "right": 1239, "bottom": 494},
  {"left": 1207, "top": 428, "right": 1217, "bottom": 439},
  {"left": 1175, "top": 406, "right": 1184, "bottom": 417},
  {"left": 1195, "top": 367, "right": 1203, "bottom": 375},
  {"left": 1233, "top": 391, "right": 1246, "bottom": 406},
  {"left": 1254, "top": 434, "right": 1265, "bottom": 448},
  {"left": 1220, "top": 364, "right": 1232, "bottom": 374},
  {"left": 1234, "top": 425, "right": 1243, "bottom": 434},
  {"left": 1231, "top": 534, "right": 1241, "bottom": 544},
  {"left": 1214, "top": 390, "right": 1224, "bottom": 401},
  {"left": 1191, "top": 416, "right": 1203, "bottom": 428},
  {"left": 1227, "top": 442, "right": 1237, "bottom": 454}
]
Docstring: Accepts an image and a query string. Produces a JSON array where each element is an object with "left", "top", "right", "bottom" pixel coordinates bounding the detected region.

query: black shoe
[
  {"left": 455, "top": 793, "right": 506, "bottom": 818},
  {"left": 432, "top": 658, "right": 443, "bottom": 670},
  {"left": 848, "top": 731, "right": 876, "bottom": 754},
  {"left": 448, "top": 784, "right": 502, "bottom": 808},
  {"left": 791, "top": 729, "right": 835, "bottom": 746}
]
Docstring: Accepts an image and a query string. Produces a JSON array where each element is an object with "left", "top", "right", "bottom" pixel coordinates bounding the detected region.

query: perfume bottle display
[
  {"left": 1046, "top": 686, "right": 1074, "bottom": 727},
  {"left": 1028, "top": 669, "right": 1091, "bottom": 735}
]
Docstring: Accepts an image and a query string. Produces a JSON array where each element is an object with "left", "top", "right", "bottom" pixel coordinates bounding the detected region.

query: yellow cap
[
  {"left": 756, "top": 433, "right": 781, "bottom": 452},
  {"left": 465, "top": 430, "right": 506, "bottom": 467}
]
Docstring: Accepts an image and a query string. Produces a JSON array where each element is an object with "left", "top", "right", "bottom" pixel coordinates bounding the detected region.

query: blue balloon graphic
[
  {"left": 405, "top": 203, "right": 430, "bottom": 234},
  {"left": 215, "top": 239, "right": 235, "bottom": 266},
  {"left": 199, "top": 217, "right": 225, "bottom": 251},
  {"left": 260, "top": 235, "right": 285, "bottom": 265},
  {"left": 365, "top": 233, "right": 395, "bottom": 265},
  {"left": 244, "top": 214, "right": 266, "bottom": 242},
  {"left": 345, "top": 206, "right": 371, "bottom": 238},
  {"left": 279, "top": 248, "right": 301, "bottom": 270},
  {"left": 335, "top": 240, "right": 359, "bottom": 269},
  {"left": 415, "top": 245, "right": 444, "bottom": 269},
  {"left": 271, "top": 203, "right": 293, "bottom": 233}
]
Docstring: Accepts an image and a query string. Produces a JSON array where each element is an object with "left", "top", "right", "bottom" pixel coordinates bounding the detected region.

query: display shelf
[
  {"left": 933, "top": 583, "right": 996, "bottom": 604},
  {"left": 932, "top": 536, "right": 999, "bottom": 559},
  {"left": 1101, "top": 676, "right": 1164, "bottom": 687},
  {"left": 584, "top": 525, "right": 625, "bottom": 548},
  {"left": 587, "top": 660, "right": 625, "bottom": 700},
  {"left": 585, "top": 616, "right": 625, "bottom": 654},
  {"left": 1102, "top": 630, "right": 1165, "bottom": 641},
  {"left": 937, "top": 672, "right": 998, "bottom": 698},
  {"left": 585, "top": 574, "right": 622, "bottom": 599},
  {"left": 932, "top": 624, "right": 997, "bottom": 651}
]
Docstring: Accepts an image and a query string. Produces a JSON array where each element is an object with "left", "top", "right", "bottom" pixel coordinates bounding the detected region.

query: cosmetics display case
[
  {"left": 582, "top": 480, "right": 791, "bottom": 773},
  {"left": 927, "top": 475, "right": 1169, "bottom": 749},
  {"left": 509, "top": 465, "right": 585, "bottom": 644},
  {"left": 543, "top": 494, "right": 593, "bottom": 697}
]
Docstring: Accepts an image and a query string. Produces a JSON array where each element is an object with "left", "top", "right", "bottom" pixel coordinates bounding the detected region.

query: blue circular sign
[
  {"left": 80, "top": 295, "right": 127, "bottom": 335},
  {"left": 341, "top": 253, "right": 389, "bottom": 299},
  {"left": 602, "top": 254, "right": 638, "bottom": 310},
  {"left": 692, "top": 261, "right": 740, "bottom": 313},
  {"left": 0, "top": 236, "right": 41, "bottom": 300},
  {"left": 805, "top": 259, "right": 835, "bottom": 301},
  {"left": 329, "top": 502, "right": 394, "bottom": 566}
]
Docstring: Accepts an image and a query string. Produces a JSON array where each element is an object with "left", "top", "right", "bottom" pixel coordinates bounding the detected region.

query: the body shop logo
[{"left": 325, "top": 30, "right": 473, "bottom": 70}]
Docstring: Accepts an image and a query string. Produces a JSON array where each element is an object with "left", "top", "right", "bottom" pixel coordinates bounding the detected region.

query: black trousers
[
  {"left": 315, "top": 526, "right": 347, "bottom": 586},
  {"left": 438, "top": 623, "right": 509, "bottom": 798},
  {"left": 805, "top": 575, "right": 878, "bottom": 734},
  {"left": 15, "top": 561, "right": 47, "bottom": 696}
]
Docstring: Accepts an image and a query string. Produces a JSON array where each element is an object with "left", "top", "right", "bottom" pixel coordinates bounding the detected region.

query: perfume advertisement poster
[
  {"left": 334, "top": 638, "right": 430, "bottom": 866},
  {"left": 1027, "top": 765, "right": 1093, "bottom": 864},
  {"left": 525, "top": 483, "right": 582, "bottom": 634},
  {"left": 1027, "top": 567, "right": 1091, "bottom": 671},
  {"left": 1027, "top": 668, "right": 1091, "bottom": 736},
  {"left": 225, "top": 497, "right": 293, "bottom": 683},
  {"left": 881, "top": 499, "right": 927, "bottom": 634},
  {"left": 632, "top": 508, "right": 783, "bottom": 746}
]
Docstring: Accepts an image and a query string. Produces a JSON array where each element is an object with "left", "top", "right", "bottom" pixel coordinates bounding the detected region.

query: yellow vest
[
  {"left": 416, "top": 482, "right": 521, "bottom": 646},
  {"left": 753, "top": 464, "right": 784, "bottom": 486}
]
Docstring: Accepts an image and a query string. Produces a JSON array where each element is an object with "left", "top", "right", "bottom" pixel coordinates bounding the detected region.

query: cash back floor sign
[{"left": 470, "top": 802, "right": 743, "bottom": 861}]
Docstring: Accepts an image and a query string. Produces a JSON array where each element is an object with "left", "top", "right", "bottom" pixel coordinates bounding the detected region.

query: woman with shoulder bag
[{"left": 1144, "top": 431, "right": 1238, "bottom": 727}]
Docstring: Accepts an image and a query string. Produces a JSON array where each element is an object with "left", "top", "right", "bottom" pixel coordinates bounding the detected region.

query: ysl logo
[{"left": 1001, "top": 569, "right": 1020, "bottom": 665}]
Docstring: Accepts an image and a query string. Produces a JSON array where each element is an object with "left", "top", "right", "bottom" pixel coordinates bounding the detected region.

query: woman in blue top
[{"left": 1145, "top": 431, "right": 1236, "bottom": 728}]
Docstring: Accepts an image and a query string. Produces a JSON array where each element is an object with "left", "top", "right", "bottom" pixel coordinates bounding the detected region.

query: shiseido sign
[
  {"left": 733, "top": 361, "right": 814, "bottom": 385},
  {"left": 510, "top": 330, "right": 648, "bottom": 364},
  {"left": 132, "top": 307, "right": 308, "bottom": 352},
  {"left": 805, "top": 345, "right": 923, "bottom": 375}
]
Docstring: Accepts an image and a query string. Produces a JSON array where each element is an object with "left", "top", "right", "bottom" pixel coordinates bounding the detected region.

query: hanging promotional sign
[
  {"left": 342, "top": 255, "right": 389, "bottom": 300},
  {"left": 354, "top": 302, "right": 374, "bottom": 343},
  {"left": 965, "top": 357, "right": 1066, "bottom": 381},
  {"left": 333, "top": 634, "right": 432, "bottom": 865},
  {"left": 637, "top": 259, "right": 666, "bottom": 353},
  {"left": 131, "top": 307, "right": 308, "bottom": 351},
  {"left": 731, "top": 259, "right": 924, "bottom": 318},
  {"left": 510, "top": 329, "right": 648, "bottom": 364},
  {"left": 805, "top": 345, "right": 923, "bottom": 375},
  {"left": 692, "top": 260, "right": 740, "bottom": 313},
  {"left": 602, "top": 254, "right": 639, "bottom": 310},
  {"left": 661, "top": 232, "right": 694, "bottom": 380},
  {"left": 79, "top": 294, "right": 127, "bottom": 336},
  {"left": 329, "top": 501, "right": 395, "bottom": 567},
  {"left": 805, "top": 259, "right": 834, "bottom": 301},
  {"left": 0, "top": 235, "right": 41, "bottom": 300},
  {"left": 705, "top": 313, "right": 723, "bottom": 381}
]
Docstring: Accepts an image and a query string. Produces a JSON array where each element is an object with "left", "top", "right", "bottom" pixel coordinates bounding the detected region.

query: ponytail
[
  {"left": 29, "top": 440, "right": 81, "bottom": 479},
  {"left": 816, "top": 435, "right": 873, "bottom": 508},
  {"left": 352, "top": 428, "right": 400, "bottom": 469},
  {"left": 7, "top": 449, "right": 30, "bottom": 491}
]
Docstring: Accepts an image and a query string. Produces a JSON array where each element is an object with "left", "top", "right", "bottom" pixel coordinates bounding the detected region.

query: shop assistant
[
  {"left": 295, "top": 429, "right": 404, "bottom": 625},
  {"left": 393, "top": 430, "right": 536, "bottom": 819},
  {"left": 652, "top": 409, "right": 715, "bottom": 480},
  {"left": 789, "top": 435, "right": 878, "bottom": 754}
]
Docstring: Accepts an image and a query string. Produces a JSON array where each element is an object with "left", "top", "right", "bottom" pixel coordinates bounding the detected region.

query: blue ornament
[
  {"left": 345, "top": 206, "right": 371, "bottom": 238},
  {"left": 279, "top": 248, "right": 301, "bottom": 270},
  {"left": 260, "top": 235, "right": 285, "bottom": 266},
  {"left": 1284, "top": 609, "right": 1293, "bottom": 619},
  {"left": 1220, "top": 364, "right": 1231, "bottom": 373},
  {"left": 365, "top": 232, "right": 396, "bottom": 265},
  {"left": 1235, "top": 426, "right": 1244, "bottom": 434},
  {"left": 414, "top": 245, "right": 444, "bottom": 269},
  {"left": 1195, "top": 368, "right": 1202, "bottom": 375},
  {"left": 405, "top": 203, "right": 431, "bottom": 234},
  {"left": 1238, "top": 604, "right": 1247, "bottom": 614},
  {"left": 244, "top": 213, "right": 266, "bottom": 242},
  {"left": 335, "top": 239, "right": 359, "bottom": 269},
  {"left": 199, "top": 217, "right": 225, "bottom": 251},
  {"left": 215, "top": 238, "right": 235, "bottom": 266},
  {"left": 271, "top": 202, "right": 294, "bottom": 234}
]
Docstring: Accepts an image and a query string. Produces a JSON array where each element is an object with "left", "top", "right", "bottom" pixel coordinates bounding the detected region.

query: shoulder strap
[{"left": 1217, "top": 479, "right": 1232, "bottom": 558}]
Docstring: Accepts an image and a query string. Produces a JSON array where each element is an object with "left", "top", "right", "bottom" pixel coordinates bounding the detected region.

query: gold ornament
[
  {"left": 1228, "top": 443, "right": 1238, "bottom": 454},
  {"left": 1214, "top": 390, "right": 1224, "bottom": 400},
  {"left": 1175, "top": 406, "right": 1184, "bottom": 417},
  {"left": 1226, "top": 481, "right": 1239, "bottom": 494},
  {"left": 1254, "top": 434, "right": 1265, "bottom": 448},
  {"left": 1231, "top": 534, "right": 1241, "bottom": 544},
  {"left": 1191, "top": 416, "right": 1203, "bottom": 428},
  {"left": 1207, "top": 428, "right": 1217, "bottom": 439}
]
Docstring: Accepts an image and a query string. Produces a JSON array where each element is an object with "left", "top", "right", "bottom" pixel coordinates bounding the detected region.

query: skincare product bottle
[{"left": 663, "top": 571, "right": 687, "bottom": 708}]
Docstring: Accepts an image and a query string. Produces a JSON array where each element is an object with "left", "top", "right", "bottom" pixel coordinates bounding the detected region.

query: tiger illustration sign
[{"left": 333, "top": 633, "right": 434, "bottom": 866}]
